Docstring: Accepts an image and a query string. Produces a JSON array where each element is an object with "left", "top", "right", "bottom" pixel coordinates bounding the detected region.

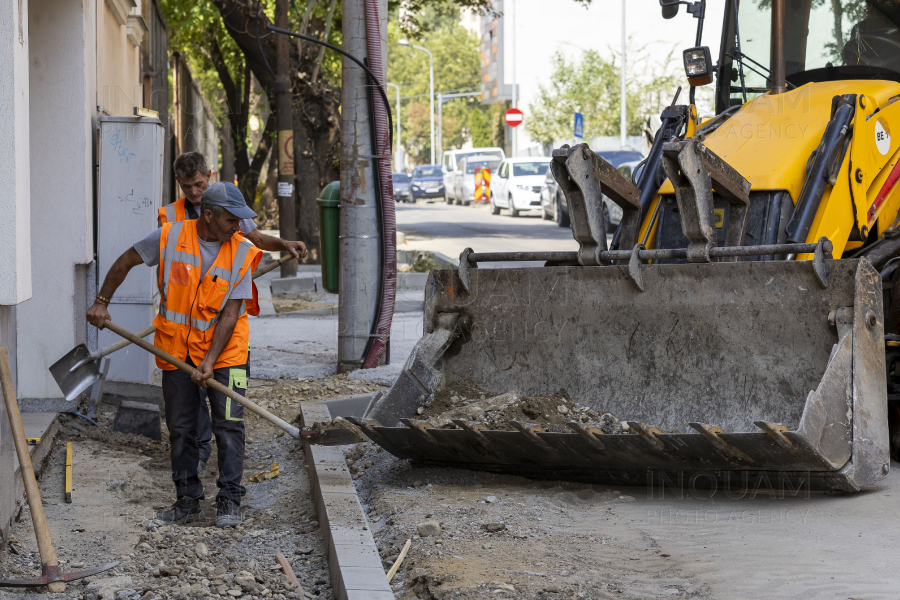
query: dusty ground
[
  {"left": 271, "top": 292, "right": 337, "bottom": 315},
  {"left": 347, "top": 440, "right": 900, "bottom": 600},
  {"left": 0, "top": 374, "right": 386, "bottom": 600}
]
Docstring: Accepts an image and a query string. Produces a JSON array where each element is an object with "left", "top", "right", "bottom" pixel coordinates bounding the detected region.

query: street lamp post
[
  {"left": 387, "top": 82, "right": 402, "bottom": 170},
  {"left": 399, "top": 39, "right": 435, "bottom": 164},
  {"left": 620, "top": 0, "right": 627, "bottom": 148},
  {"left": 437, "top": 90, "right": 481, "bottom": 158}
]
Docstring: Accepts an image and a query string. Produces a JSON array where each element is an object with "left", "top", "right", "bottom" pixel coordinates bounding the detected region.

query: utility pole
[
  {"left": 620, "top": 0, "right": 627, "bottom": 148},
  {"left": 275, "top": 0, "right": 297, "bottom": 277},
  {"left": 511, "top": 0, "right": 517, "bottom": 157},
  {"left": 338, "top": 0, "right": 383, "bottom": 372},
  {"left": 437, "top": 92, "right": 443, "bottom": 159}
]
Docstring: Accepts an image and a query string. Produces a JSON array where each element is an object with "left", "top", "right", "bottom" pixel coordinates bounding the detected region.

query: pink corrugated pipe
[{"left": 362, "top": 0, "right": 397, "bottom": 368}]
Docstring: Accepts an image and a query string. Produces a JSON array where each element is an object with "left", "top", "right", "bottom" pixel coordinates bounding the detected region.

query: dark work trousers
[
  {"left": 196, "top": 390, "right": 212, "bottom": 465},
  {"left": 195, "top": 353, "right": 249, "bottom": 465},
  {"left": 162, "top": 359, "right": 248, "bottom": 503}
]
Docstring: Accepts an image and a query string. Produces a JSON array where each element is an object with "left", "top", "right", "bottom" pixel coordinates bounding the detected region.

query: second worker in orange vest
[{"left": 87, "top": 182, "right": 263, "bottom": 528}]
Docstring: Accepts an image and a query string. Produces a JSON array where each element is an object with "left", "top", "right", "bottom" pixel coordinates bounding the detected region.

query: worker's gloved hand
[
  {"left": 284, "top": 240, "right": 308, "bottom": 260},
  {"left": 86, "top": 301, "right": 111, "bottom": 330},
  {"left": 192, "top": 360, "right": 215, "bottom": 388}
]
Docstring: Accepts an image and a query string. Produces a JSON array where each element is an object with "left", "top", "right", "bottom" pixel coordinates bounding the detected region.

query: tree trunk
[
  {"left": 219, "top": 122, "right": 236, "bottom": 183},
  {"left": 212, "top": 0, "right": 341, "bottom": 263}
]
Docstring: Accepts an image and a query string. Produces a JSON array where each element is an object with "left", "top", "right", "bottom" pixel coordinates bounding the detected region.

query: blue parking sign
[{"left": 574, "top": 112, "right": 584, "bottom": 139}]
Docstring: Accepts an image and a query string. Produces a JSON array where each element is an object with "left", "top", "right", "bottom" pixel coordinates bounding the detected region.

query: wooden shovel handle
[
  {"left": 252, "top": 253, "right": 296, "bottom": 279},
  {"left": 101, "top": 322, "right": 300, "bottom": 438},
  {"left": 0, "top": 349, "right": 60, "bottom": 570},
  {"left": 95, "top": 254, "right": 294, "bottom": 359}
]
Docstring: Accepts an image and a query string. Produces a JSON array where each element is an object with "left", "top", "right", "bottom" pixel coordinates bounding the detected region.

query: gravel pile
[{"left": 418, "top": 381, "right": 624, "bottom": 433}]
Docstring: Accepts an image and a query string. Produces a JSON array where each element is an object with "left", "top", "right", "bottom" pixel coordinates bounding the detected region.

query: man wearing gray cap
[{"left": 87, "top": 182, "right": 263, "bottom": 528}]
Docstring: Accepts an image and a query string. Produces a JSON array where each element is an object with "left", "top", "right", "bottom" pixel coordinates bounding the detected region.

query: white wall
[
  {"left": 17, "top": 0, "right": 96, "bottom": 400},
  {"left": 0, "top": 0, "right": 33, "bottom": 306}
]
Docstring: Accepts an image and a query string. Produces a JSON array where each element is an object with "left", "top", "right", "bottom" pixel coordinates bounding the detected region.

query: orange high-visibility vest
[
  {"left": 158, "top": 197, "right": 190, "bottom": 226},
  {"left": 158, "top": 196, "right": 262, "bottom": 316},
  {"left": 153, "top": 220, "right": 262, "bottom": 371}
]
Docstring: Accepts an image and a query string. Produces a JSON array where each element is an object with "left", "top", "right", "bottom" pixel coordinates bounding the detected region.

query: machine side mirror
[{"left": 660, "top": 0, "right": 679, "bottom": 18}]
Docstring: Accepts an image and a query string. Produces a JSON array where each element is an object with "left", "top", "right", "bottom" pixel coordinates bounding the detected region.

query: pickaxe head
[{"left": 0, "top": 561, "right": 119, "bottom": 588}]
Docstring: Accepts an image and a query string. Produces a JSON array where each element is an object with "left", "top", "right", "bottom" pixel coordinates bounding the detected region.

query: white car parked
[{"left": 489, "top": 157, "right": 552, "bottom": 217}]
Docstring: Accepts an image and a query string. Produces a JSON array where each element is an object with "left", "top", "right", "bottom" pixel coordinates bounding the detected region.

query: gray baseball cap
[{"left": 201, "top": 182, "right": 257, "bottom": 219}]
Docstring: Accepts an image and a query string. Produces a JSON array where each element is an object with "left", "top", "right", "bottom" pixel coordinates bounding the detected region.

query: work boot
[
  {"left": 198, "top": 460, "right": 208, "bottom": 477},
  {"left": 156, "top": 497, "right": 202, "bottom": 525},
  {"left": 216, "top": 497, "right": 242, "bottom": 528}
]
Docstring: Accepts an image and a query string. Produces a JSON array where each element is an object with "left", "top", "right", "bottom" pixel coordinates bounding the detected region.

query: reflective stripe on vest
[
  {"left": 216, "top": 240, "right": 252, "bottom": 313},
  {"left": 159, "top": 227, "right": 254, "bottom": 331},
  {"left": 161, "top": 221, "right": 185, "bottom": 302},
  {"left": 165, "top": 203, "right": 177, "bottom": 224}
]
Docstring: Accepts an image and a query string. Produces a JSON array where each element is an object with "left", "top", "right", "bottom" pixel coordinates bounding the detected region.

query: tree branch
[{"left": 310, "top": 0, "right": 337, "bottom": 85}]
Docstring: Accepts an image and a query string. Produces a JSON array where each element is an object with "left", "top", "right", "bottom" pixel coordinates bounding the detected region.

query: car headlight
[
  {"left": 516, "top": 184, "right": 531, "bottom": 190},
  {"left": 412, "top": 185, "right": 420, "bottom": 190}
]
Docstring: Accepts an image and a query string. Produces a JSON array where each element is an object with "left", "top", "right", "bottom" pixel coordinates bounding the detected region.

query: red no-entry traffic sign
[{"left": 504, "top": 108, "right": 523, "bottom": 127}]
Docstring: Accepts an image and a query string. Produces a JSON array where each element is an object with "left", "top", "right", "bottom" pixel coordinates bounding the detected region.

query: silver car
[{"left": 541, "top": 150, "right": 643, "bottom": 229}]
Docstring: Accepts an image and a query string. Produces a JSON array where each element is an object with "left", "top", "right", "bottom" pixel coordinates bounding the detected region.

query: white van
[{"left": 442, "top": 147, "right": 505, "bottom": 204}]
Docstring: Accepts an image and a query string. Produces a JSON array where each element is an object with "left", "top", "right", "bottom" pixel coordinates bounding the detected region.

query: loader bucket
[
  {"left": 359, "top": 143, "right": 890, "bottom": 492},
  {"left": 358, "top": 257, "right": 890, "bottom": 492}
]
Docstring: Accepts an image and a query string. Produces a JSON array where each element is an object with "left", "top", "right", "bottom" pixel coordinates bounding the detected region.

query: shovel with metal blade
[
  {"left": 50, "top": 254, "right": 296, "bottom": 401},
  {"left": 0, "top": 349, "right": 119, "bottom": 590}
]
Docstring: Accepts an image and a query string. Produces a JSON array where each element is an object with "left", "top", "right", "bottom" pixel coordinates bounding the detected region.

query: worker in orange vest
[
  {"left": 88, "top": 182, "right": 263, "bottom": 528},
  {"left": 163, "top": 152, "right": 307, "bottom": 257},
  {"left": 164, "top": 152, "right": 308, "bottom": 478}
]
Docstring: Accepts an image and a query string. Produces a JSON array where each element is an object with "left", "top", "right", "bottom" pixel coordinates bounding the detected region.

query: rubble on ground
[
  {"left": 0, "top": 374, "right": 389, "bottom": 600},
  {"left": 419, "top": 381, "right": 624, "bottom": 433}
]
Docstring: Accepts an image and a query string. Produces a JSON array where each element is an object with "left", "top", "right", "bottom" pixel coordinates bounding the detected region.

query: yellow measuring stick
[{"left": 64, "top": 443, "right": 73, "bottom": 503}]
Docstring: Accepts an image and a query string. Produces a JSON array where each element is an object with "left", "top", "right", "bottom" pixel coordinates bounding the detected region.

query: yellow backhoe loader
[{"left": 351, "top": 0, "right": 900, "bottom": 492}]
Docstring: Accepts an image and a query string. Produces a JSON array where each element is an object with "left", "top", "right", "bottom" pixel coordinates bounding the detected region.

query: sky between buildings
[{"left": 479, "top": 0, "right": 727, "bottom": 154}]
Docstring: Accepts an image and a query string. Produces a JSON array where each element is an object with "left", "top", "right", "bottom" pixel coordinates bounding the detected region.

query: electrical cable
[
  {"left": 256, "top": 0, "right": 276, "bottom": 79},
  {"left": 266, "top": 24, "right": 394, "bottom": 152},
  {"left": 361, "top": 56, "right": 387, "bottom": 368}
]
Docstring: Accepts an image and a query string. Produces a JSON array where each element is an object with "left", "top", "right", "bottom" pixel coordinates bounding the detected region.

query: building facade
[{"left": 0, "top": 0, "right": 170, "bottom": 541}]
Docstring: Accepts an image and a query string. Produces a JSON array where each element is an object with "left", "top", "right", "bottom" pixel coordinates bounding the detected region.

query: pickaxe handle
[
  {"left": 0, "top": 349, "right": 66, "bottom": 592},
  {"left": 101, "top": 321, "right": 300, "bottom": 438}
]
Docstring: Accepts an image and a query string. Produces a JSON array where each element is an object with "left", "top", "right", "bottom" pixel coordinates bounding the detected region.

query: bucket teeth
[
  {"left": 624, "top": 421, "right": 665, "bottom": 449},
  {"left": 566, "top": 422, "right": 606, "bottom": 450},
  {"left": 689, "top": 422, "right": 756, "bottom": 464},
  {"left": 688, "top": 422, "right": 727, "bottom": 449},
  {"left": 400, "top": 418, "right": 439, "bottom": 440},
  {"left": 754, "top": 421, "right": 794, "bottom": 448},
  {"left": 508, "top": 421, "right": 549, "bottom": 446},
  {"left": 452, "top": 419, "right": 490, "bottom": 437}
]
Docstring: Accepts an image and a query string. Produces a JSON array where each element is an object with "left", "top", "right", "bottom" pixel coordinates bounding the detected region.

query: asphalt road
[{"left": 396, "top": 199, "right": 579, "bottom": 265}]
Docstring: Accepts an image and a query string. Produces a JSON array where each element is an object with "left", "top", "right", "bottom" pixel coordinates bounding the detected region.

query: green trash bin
[{"left": 317, "top": 181, "right": 340, "bottom": 293}]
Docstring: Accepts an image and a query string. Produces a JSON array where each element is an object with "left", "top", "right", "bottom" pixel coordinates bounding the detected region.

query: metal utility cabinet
[{"left": 97, "top": 116, "right": 165, "bottom": 384}]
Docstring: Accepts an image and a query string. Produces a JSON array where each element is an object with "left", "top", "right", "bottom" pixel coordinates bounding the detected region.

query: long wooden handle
[
  {"left": 0, "top": 349, "right": 62, "bottom": 573},
  {"left": 96, "top": 254, "right": 295, "bottom": 360},
  {"left": 93, "top": 324, "right": 157, "bottom": 359},
  {"left": 101, "top": 322, "right": 300, "bottom": 438},
  {"left": 252, "top": 253, "right": 296, "bottom": 279}
]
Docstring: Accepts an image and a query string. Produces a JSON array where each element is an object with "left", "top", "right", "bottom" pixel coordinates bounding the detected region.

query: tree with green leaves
[
  {"left": 386, "top": 15, "right": 481, "bottom": 165},
  {"left": 161, "top": 0, "right": 276, "bottom": 205},
  {"left": 526, "top": 44, "right": 682, "bottom": 148}
]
